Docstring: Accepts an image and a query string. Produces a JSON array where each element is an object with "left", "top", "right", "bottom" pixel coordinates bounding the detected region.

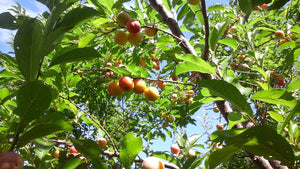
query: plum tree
[{"left": 0, "top": 0, "right": 298, "bottom": 169}]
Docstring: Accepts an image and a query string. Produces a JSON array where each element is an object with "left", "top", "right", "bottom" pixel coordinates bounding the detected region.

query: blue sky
[{"left": 0, "top": 0, "right": 229, "bottom": 158}]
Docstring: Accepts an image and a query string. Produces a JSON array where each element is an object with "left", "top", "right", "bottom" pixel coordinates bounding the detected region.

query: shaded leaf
[
  {"left": 56, "top": 158, "right": 82, "bottom": 169},
  {"left": 14, "top": 18, "right": 44, "bottom": 81},
  {"left": 228, "top": 112, "right": 247, "bottom": 129},
  {"left": 56, "top": 6, "right": 103, "bottom": 30},
  {"left": 238, "top": 0, "right": 272, "bottom": 13},
  {"left": 50, "top": 47, "right": 101, "bottom": 67},
  {"left": 199, "top": 80, "right": 253, "bottom": 116},
  {"left": 71, "top": 138, "right": 107, "bottom": 168},
  {"left": 206, "top": 145, "right": 240, "bottom": 169},
  {"left": 0, "top": 12, "right": 18, "bottom": 30},
  {"left": 33, "top": 138, "right": 56, "bottom": 160},
  {"left": 17, "top": 120, "right": 72, "bottom": 147},
  {"left": 226, "top": 125, "right": 295, "bottom": 166},
  {"left": 15, "top": 81, "right": 52, "bottom": 124}
]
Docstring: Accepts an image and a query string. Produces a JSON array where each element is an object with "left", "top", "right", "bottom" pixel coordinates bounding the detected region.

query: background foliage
[{"left": 0, "top": 0, "right": 299, "bottom": 168}]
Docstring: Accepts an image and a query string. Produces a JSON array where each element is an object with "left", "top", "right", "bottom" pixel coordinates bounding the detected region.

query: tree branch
[
  {"left": 149, "top": 0, "right": 197, "bottom": 56},
  {"left": 200, "top": 0, "right": 210, "bottom": 60}
]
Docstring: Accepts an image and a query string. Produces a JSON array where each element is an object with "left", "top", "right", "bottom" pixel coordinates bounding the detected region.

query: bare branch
[{"left": 149, "top": 0, "right": 197, "bottom": 56}]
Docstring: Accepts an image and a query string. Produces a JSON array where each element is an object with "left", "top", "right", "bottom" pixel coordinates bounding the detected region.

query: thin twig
[{"left": 60, "top": 96, "right": 118, "bottom": 153}]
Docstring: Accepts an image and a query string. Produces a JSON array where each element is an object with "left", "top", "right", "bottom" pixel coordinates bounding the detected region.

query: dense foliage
[{"left": 0, "top": 0, "right": 299, "bottom": 168}]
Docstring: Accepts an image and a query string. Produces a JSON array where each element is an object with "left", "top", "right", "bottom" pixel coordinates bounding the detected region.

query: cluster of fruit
[
  {"left": 114, "top": 11, "right": 157, "bottom": 46},
  {"left": 269, "top": 71, "right": 285, "bottom": 88},
  {"left": 170, "top": 143, "right": 196, "bottom": 158},
  {"left": 161, "top": 112, "right": 175, "bottom": 127},
  {"left": 274, "top": 30, "right": 296, "bottom": 45},
  {"left": 140, "top": 55, "right": 161, "bottom": 70},
  {"left": 53, "top": 138, "right": 107, "bottom": 165},
  {"left": 108, "top": 76, "right": 160, "bottom": 101},
  {"left": 252, "top": 3, "right": 268, "bottom": 11}
]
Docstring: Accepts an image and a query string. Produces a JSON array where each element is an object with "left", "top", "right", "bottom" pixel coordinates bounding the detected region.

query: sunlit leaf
[
  {"left": 175, "top": 54, "right": 216, "bottom": 76},
  {"left": 251, "top": 89, "right": 296, "bottom": 107},
  {"left": 119, "top": 132, "right": 143, "bottom": 168}
]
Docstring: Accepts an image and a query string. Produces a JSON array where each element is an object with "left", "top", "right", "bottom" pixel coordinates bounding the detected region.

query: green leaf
[
  {"left": 188, "top": 2, "right": 204, "bottom": 25},
  {"left": 33, "top": 138, "right": 56, "bottom": 160},
  {"left": 268, "top": 111, "right": 283, "bottom": 122},
  {"left": 175, "top": 54, "right": 216, "bottom": 76},
  {"left": 119, "top": 132, "right": 143, "bottom": 168},
  {"left": 209, "top": 21, "right": 229, "bottom": 51},
  {"left": 17, "top": 120, "right": 72, "bottom": 147},
  {"left": 56, "top": 6, "right": 103, "bottom": 30},
  {"left": 44, "top": 2, "right": 74, "bottom": 34},
  {"left": 15, "top": 81, "right": 52, "bottom": 124},
  {"left": 71, "top": 138, "right": 107, "bottom": 168},
  {"left": 0, "top": 69, "right": 22, "bottom": 80},
  {"left": 287, "top": 80, "right": 300, "bottom": 92},
  {"left": 210, "top": 128, "right": 246, "bottom": 143},
  {"left": 37, "top": 0, "right": 60, "bottom": 10},
  {"left": 14, "top": 18, "right": 44, "bottom": 81},
  {"left": 207, "top": 4, "right": 225, "bottom": 12},
  {"left": 251, "top": 89, "right": 296, "bottom": 107},
  {"left": 199, "top": 80, "right": 254, "bottom": 116},
  {"left": 238, "top": 0, "right": 272, "bottom": 13},
  {"left": 226, "top": 125, "right": 295, "bottom": 166},
  {"left": 278, "top": 101, "right": 300, "bottom": 134},
  {"left": 78, "top": 33, "right": 96, "bottom": 48},
  {"left": 228, "top": 112, "right": 247, "bottom": 129},
  {"left": 268, "top": 0, "right": 290, "bottom": 10},
  {"left": 56, "top": 158, "right": 82, "bottom": 169},
  {"left": 0, "top": 12, "right": 18, "bottom": 30},
  {"left": 50, "top": 47, "right": 101, "bottom": 67},
  {"left": 218, "top": 38, "right": 238, "bottom": 50},
  {"left": 206, "top": 145, "right": 240, "bottom": 169}
]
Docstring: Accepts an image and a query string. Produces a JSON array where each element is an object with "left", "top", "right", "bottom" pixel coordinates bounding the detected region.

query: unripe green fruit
[{"left": 116, "top": 11, "right": 131, "bottom": 27}]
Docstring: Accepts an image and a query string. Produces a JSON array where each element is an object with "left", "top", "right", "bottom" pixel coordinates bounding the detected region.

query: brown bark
[{"left": 148, "top": 0, "right": 290, "bottom": 169}]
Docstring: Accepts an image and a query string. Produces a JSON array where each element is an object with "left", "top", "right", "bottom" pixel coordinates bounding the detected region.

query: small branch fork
[
  {"left": 59, "top": 96, "right": 180, "bottom": 169},
  {"left": 46, "top": 138, "right": 180, "bottom": 169}
]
